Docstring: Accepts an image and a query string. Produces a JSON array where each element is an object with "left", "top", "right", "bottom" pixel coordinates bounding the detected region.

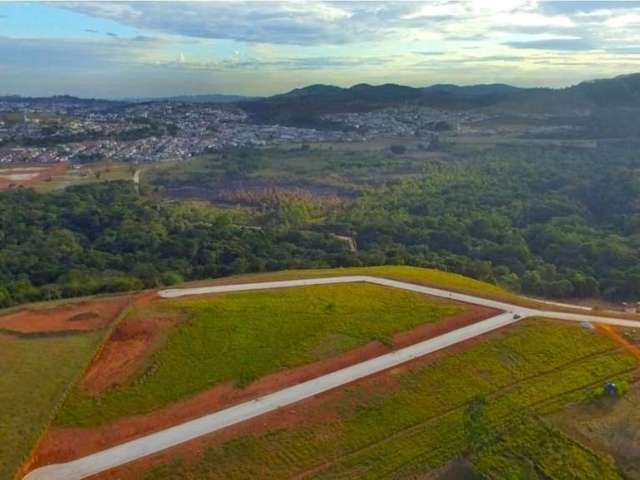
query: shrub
[{"left": 389, "top": 144, "right": 407, "bottom": 155}]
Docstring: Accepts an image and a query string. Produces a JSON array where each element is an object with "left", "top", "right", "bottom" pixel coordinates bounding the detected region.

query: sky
[{"left": 2, "top": 1, "right": 640, "bottom": 98}]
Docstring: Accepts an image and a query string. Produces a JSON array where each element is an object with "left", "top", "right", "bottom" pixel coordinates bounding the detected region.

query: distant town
[{"left": 0, "top": 95, "right": 580, "bottom": 168}]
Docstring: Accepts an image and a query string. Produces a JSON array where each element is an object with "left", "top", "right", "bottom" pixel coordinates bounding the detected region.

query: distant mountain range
[
  {"left": 3, "top": 73, "right": 640, "bottom": 129},
  {"left": 271, "top": 73, "right": 640, "bottom": 107},
  {"left": 240, "top": 73, "right": 640, "bottom": 127}
]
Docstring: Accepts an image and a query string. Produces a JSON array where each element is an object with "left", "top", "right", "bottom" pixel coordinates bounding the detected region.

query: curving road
[
  {"left": 25, "top": 276, "right": 640, "bottom": 480},
  {"left": 160, "top": 275, "right": 640, "bottom": 329}
]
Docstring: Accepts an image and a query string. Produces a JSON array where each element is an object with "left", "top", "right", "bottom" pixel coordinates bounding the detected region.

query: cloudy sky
[{"left": 2, "top": 1, "right": 640, "bottom": 98}]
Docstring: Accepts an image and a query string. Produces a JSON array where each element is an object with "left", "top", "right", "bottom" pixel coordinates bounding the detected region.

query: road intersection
[{"left": 25, "top": 275, "right": 640, "bottom": 480}]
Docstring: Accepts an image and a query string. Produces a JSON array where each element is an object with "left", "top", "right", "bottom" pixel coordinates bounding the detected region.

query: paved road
[
  {"left": 532, "top": 298, "right": 593, "bottom": 311},
  {"left": 160, "top": 275, "right": 640, "bottom": 329},
  {"left": 25, "top": 276, "right": 640, "bottom": 480}
]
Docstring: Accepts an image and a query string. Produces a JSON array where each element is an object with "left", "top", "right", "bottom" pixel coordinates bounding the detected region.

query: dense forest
[
  {"left": 0, "top": 182, "right": 354, "bottom": 308},
  {"left": 339, "top": 143, "right": 640, "bottom": 300},
  {"left": 1, "top": 141, "right": 639, "bottom": 308}
]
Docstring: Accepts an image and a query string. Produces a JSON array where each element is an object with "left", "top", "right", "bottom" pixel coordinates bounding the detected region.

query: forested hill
[
  {"left": 340, "top": 142, "right": 640, "bottom": 301},
  {"left": 240, "top": 73, "right": 640, "bottom": 126},
  {"left": 239, "top": 82, "right": 518, "bottom": 126}
]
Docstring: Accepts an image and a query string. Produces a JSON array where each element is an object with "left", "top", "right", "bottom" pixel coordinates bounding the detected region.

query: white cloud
[
  {"left": 4, "top": 1, "right": 640, "bottom": 96},
  {"left": 59, "top": 1, "right": 376, "bottom": 45},
  {"left": 493, "top": 12, "right": 575, "bottom": 28},
  {"left": 403, "top": 2, "right": 467, "bottom": 20},
  {"left": 468, "top": 0, "right": 538, "bottom": 15},
  {"left": 607, "top": 13, "right": 640, "bottom": 28},
  {"left": 575, "top": 9, "right": 613, "bottom": 18}
]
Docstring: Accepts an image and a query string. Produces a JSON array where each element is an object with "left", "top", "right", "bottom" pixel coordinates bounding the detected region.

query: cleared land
[
  {"left": 149, "top": 144, "right": 442, "bottom": 206},
  {"left": 34, "top": 162, "right": 136, "bottom": 192},
  {"left": 0, "top": 161, "right": 137, "bottom": 192},
  {"left": 93, "top": 320, "right": 637, "bottom": 480},
  {"left": 16, "top": 267, "right": 640, "bottom": 480},
  {"left": 0, "top": 296, "right": 130, "bottom": 335},
  {"left": 177, "top": 265, "right": 524, "bottom": 305},
  {"left": 550, "top": 327, "right": 640, "bottom": 479},
  {"left": 8, "top": 266, "right": 504, "bottom": 478},
  {"left": 0, "top": 163, "right": 68, "bottom": 191},
  {"left": 0, "top": 296, "right": 132, "bottom": 480},
  {"left": 0, "top": 332, "right": 104, "bottom": 480},
  {"left": 55, "top": 283, "right": 464, "bottom": 428}
]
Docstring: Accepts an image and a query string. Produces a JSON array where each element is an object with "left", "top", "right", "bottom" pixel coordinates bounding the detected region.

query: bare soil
[
  {"left": 0, "top": 296, "right": 130, "bottom": 335},
  {"left": 0, "top": 162, "right": 68, "bottom": 190},
  {"left": 81, "top": 314, "right": 179, "bottom": 394}
]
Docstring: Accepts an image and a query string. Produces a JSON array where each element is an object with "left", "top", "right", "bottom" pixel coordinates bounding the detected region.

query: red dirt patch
[
  {"left": 82, "top": 314, "right": 178, "bottom": 394},
  {"left": 597, "top": 324, "right": 640, "bottom": 362},
  {"left": 0, "top": 162, "right": 68, "bottom": 190},
  {"left": 29, "top": 303, "right": 498, "bottom": 471},
  {"left": 0, "top": 295, "right": 131, "bottom": 335}
]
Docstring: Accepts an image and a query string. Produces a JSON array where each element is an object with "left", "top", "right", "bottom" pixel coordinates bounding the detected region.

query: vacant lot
[
  {"left": 551, "top": 380, "right": 640, "bottom": 479},
  {"left": 0, "top": 295, "right": 130, "bottom": 335},
  {"left": 89, "top": 320, "right": 637, "bottom": 480},
  {"left": 0, "top": 294, "right": 132, "bottom": 479},
  {"left": 34, "top": 162, "right": 135, "bottom": 192},
  {"left": 56, "top": 283, "right": 463, "bottom": 427},
  {"left": 0, "top": 163, "right": 68, "bottom": 191},
  {"left": 0, "top": 331, "right": 103, "bottom": 480}
]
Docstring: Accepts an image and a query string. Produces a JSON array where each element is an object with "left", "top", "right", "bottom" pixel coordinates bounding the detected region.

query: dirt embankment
[
  {"left": 0, "top": 296, "right": 131, "bottom": 336},
  {"left": 81, "top": 312, "right": 179, "bottom": 394},
  {"left": 30, "top": 303, "right": 498, "bottom": 471}
]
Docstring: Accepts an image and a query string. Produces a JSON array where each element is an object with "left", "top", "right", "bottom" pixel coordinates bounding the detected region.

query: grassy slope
[
  {"left": 181, "top": 266, "right": 640, "bottom": 319},
  {"left": 183, "top": 265, "right": 522, "bottom": 304},
  {"left": 56, "top": 283, "right": 462, "bottom": 427},
  {"left": 141, "top": 320, "right": 636, "bottom": 480},
  {"left": 0, "top": 331, "right": 103, "bottom": 480}
]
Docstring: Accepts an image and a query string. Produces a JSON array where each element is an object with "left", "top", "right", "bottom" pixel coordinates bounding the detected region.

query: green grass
[
  {"left": 549, "top": 377, "right": 640, "bottom": 479},
  {"left": 56, "top": 283, "right": 462, "bottom": 427},
  {"left": 185, "top": 265, "right": 526, "bottom": 305},
  {"left": 0, "top": 331, "right": 103, "bottom": 480},
  {"left": 470, "top": 413, "right": 621, "bottom": 480},
  {"left": 140, "top": 320, "right": 636, "bottom": 480}
]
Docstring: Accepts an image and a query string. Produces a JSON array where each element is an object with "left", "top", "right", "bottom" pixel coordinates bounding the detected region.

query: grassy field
[
  {"left": 35, "top": 162, "right": 135, "bottom": 192},
  {"left": 0, "top": 331, "right": 103, "bottom": 480},
  {"left": 550, "top": 379, "right": 640, "bottom": 479},
  {"left": 139, "top": 320, "right": 636, "bottom": 480},
  {"left": 56, "top": 282, "right": 463, "bottom": 427},
  {"left": 183, "top": 265, "right": 530, "bottom": 306}
]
